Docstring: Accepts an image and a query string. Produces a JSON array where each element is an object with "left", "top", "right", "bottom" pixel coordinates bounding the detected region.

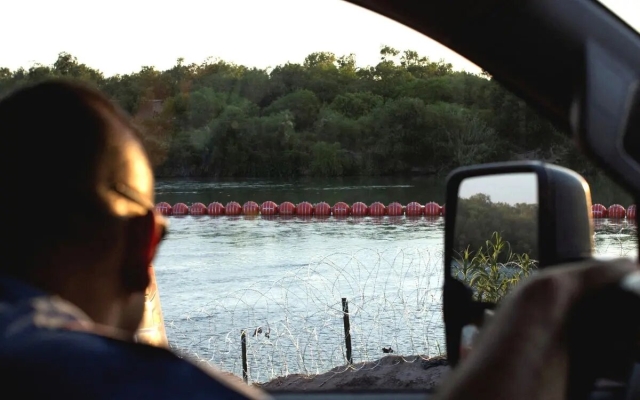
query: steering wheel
[
  {"left": 623, "top": 365, "right": 640, "bottom": 400},
  {"left": 587, "top": 368, "right": 640, "bottom": 400},
  {"left": 568, "top": 277, "right": 640, "bottom": 400}
]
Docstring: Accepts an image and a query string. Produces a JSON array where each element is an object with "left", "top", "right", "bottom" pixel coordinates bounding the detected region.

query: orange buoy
[
  {"left": 155, "top": 202, "right": 172, "bottom": 216},
  {"left": 608, "top": 204, "right": 626, "bottom": 219},
  {"left": 352, "top": 202, "right": 368, "bottom": 216},
  {"left": 172, "top": 203, "right": 189, "bottom": 216},
  {"left": 279, "top": 201, "right": 296, "bottom": 215},
  {"left": 207, "top": 202, "right": 225, "bottom": 215},
  {"left": 297, "top": 201, "right": 314, "bottom": 216},
  {"left": 424, "top": 202, "right": 441, "bottom": 216},
  {"left": 628, "top": 204, "right": 636, "bottom": 220},
  {"left": 189, "top": 202, "right": 207, "bottom": 215},
  {"left": 406, "top": 202, "right": 423, "bottom": 217},
  {"left": 369, "top": 202, "right": 386, "bottom": 216},
  {"left": 333, "top": 202, "right": 350, "bottom": 217},
  {"left": 226, "top": 201, "right": 242, "bottom": 215},
  {"left": 387, "top": 202, "right": 403, "bottom": 216},
  {"left": 592, "top": 204, "right": 607, "bottom": 218},
  {"left": 243, "top": 201, "right": 260, "bottom": 215},
  {"left": 315, "top": 202, "right": 331, "bottom": 216},
  {"left": 260, "top": 201, "right": 278, "bottom": 215}
]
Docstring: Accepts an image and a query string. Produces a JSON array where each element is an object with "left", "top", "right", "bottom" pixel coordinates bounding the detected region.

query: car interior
[{"left": 4, "top": 0, "right": 640, "bottom": 399}]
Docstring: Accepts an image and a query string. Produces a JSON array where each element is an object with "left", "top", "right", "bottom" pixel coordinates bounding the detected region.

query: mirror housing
[{"left": 444, "top": 161, "right": 594, "bottom": 367}]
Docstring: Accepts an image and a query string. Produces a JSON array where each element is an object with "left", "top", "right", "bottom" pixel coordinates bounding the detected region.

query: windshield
[
  {"left": 598, "top": 0, "right": 640, "bottom": 33},
  {"left": 1, "top": 0, "right": 638, "bottom": 395}
]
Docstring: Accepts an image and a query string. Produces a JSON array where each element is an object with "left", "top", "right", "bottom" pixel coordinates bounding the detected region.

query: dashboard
[
  {"left": 267, "top": 384, "right": 631, "bottom": 399},
  {"left": 271, "top": 393, "right": 431, "bottom": 400}
]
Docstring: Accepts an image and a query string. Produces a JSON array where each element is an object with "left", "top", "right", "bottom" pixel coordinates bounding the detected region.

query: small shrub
[{"left": 452, "top": 231, "right": 538, "bottom": 303}]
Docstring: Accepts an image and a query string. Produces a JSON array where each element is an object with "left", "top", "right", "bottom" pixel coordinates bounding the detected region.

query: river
[{"left": 153, "top": 177, "right": 637, "bottom": 383}]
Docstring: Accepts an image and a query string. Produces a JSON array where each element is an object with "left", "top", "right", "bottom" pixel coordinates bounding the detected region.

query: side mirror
[{"left": 443, "top": 161, "right": 594, "bottom": 368}]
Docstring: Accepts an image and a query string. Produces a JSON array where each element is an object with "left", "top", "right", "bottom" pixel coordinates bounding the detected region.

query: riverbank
[{"left": 256, "top": 355, "right": 449, "bottom": 392}]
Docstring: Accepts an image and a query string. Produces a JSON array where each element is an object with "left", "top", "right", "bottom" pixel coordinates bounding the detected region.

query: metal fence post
[
  {"left": 342, "top": 297, "right": 353, "bottom": 365},
  {"left": 241, "top": 329, "right": 248, "bottom": 383}
]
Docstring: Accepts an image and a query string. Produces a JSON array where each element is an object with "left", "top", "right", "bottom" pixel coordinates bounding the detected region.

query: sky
[
  {"left": 458, "top": 173, "right": 538, "bottom": 205},
  {"left": 1, "top": 0, "right": 637, "bottom": 77}
]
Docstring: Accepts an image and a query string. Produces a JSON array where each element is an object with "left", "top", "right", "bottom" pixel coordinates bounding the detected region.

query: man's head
[{"left": 0, "top": 79, "right": 165, "bottom": 334}]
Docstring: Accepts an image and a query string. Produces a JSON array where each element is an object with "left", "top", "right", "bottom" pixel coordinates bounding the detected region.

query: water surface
[{"left": 153, "top": 178, "right": 637, "bottom": 382}]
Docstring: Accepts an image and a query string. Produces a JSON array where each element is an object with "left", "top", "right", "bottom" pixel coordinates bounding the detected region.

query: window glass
[
  {"left": 598, "top": 0, "right": 640, "bottom": 34},
  {"left": 1, "top": 0, "right": 636, "bottom": 393}
]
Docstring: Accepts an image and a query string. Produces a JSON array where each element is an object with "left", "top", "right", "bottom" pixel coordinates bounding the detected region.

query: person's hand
[{"left": 434, "top": 258, "right": 638, "bottom": 400}]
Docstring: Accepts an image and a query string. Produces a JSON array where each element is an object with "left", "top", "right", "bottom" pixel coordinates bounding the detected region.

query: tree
[{"left": 0, "top": 46, "right": 600, "bottom": 182}]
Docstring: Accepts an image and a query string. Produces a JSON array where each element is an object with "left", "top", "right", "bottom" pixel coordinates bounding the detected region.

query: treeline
[
  {"left": 0, "top": 48, "right": 598, "bottom": 178},
  {"left": 454, "top": 193, "right": 538, "bottom": 260}
]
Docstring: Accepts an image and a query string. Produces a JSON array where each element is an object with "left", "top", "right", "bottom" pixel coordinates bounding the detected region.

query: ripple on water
[{"left": 153, "top": 180, "right": 637, "bottom": 381}]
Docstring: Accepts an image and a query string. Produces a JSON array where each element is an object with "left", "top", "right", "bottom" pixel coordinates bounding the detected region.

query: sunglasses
[{"left": 112, "top": 182, "right": 168, "bottom": 242}]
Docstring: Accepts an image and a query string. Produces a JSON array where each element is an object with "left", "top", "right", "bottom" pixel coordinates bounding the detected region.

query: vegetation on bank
[
  {"left": 453, "top": 232, "right": 538, "bottom": 303},
  {"left": 454, "top": 194, "right": 538, "bottom": 260},
  {"left": 0, "top": 48, "right": 599, "bottom": 179},
  {"left": 453, "top": 195, "right": 538, "bottom": 302}
]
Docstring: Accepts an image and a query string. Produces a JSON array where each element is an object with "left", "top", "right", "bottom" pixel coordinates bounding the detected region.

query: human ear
[
  {"left": 121, "top": 212, "right": 158, "bottom": 293},
  {"left": 146, "top": 213, "right": 165, "bottom": 266}
]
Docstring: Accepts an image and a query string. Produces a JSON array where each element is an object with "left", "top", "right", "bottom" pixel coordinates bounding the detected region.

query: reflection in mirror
[{"left": 451, "top": 173, "right": 539, "bottom": 304}]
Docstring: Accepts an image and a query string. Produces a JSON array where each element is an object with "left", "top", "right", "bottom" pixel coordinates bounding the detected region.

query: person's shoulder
[{"left": 0, "top": 329, "right": 270, "bottom": 400}]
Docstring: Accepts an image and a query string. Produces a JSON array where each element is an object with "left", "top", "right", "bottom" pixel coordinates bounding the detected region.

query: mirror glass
[{"left": 451, "top": 173, "right": 539, "bottom": 304}]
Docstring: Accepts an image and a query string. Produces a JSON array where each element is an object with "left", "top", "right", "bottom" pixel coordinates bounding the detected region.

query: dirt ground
[{"left": 255, "top": 355, "right": 449, "bottom": 392}]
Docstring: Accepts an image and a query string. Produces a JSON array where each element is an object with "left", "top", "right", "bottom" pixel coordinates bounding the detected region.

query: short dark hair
[{"left": 0, "top": 79, "right": 143, "bottom": 275}]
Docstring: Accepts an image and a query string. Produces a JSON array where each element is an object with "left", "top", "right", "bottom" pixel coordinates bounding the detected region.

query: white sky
[
  {"left": 458, "top": 173, "right": 538, "bottom": 205},
  {"left": 1, "top": 0, "right": 637, "bottom": 77}
]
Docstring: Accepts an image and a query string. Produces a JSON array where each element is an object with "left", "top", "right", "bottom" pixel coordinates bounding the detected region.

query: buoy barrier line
[
  {"left": 591, "top": 203, "right": 637, "bottom": 219},
  {"left": 154, "top": 201, "right": 446, "bottom": 217},
  {"left": 156, "top": 201, "right": 637, "bottom": 219}
]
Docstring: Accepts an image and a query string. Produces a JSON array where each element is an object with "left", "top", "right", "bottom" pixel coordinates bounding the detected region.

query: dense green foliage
[
  {"left": 454, "top": 194, "right": 538, "bottom": 260},
  {"left": 452, "top": 194, "right": 538, "bottom": 302},
  {"left": 0, "top": 48, "right": 598, "bottom": 178},
  {"left": 453, "top": 232, "right": 538, "bottom": 303}
]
